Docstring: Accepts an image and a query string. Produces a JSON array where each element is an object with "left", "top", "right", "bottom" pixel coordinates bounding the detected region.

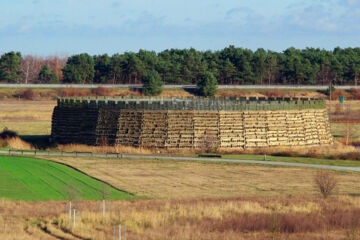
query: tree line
[{"left": 1, "top": 46, "right": 360, "bottom": 85}]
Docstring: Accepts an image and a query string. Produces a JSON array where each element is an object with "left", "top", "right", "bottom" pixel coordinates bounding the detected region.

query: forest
[{"left": 1, "top": 46, "right": 360, "bottom": 85}]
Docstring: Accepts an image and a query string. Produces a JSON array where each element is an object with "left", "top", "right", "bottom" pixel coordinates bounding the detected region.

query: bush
[
  {"left": 313, "top": 171, "right": 337, "bottom": 199},
  {"left": 331, "top": 89, "right": 347, "bottom": 100},
  {"left": 263, "top": 89, "right": 283, "bottom": 98},
  {"left": 58, "top": 88, "right": 90, "bottom": 97},
  {"left": 22, "top": 89, "right": 35, "bottom": 100},
  {"left": 196, "top": 71, "right": 217, "bottom": 97},
  {"left": 91, "top": 87, "right": 115, "bottom": 96},
  {"left": 348, "top": 88, "right": 360, "bottom": 100}
]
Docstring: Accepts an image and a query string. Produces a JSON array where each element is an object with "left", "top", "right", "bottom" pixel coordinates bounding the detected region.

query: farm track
[{"left": 36, "top": 220, "right": 91, "bottom": 240}]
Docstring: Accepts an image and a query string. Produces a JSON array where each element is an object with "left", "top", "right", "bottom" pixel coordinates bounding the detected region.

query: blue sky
[{"left": 1, "top": 0, "right": 360, "bottom": 55}]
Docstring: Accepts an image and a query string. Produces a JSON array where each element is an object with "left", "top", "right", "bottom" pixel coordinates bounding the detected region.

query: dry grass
[
  {"left": 0, "top": 137, "right": 33, "bottom": 149},
  {"left": 3, "top": 196, "right": 360, "bottom": 240},
  {"left": 0, "top": 100, "right": 55, "bottom": 135},
  {"left": 55, "top": 144, "right": 154, "bottom": 155},
  {"left": 220, "top": 141, "right": 355, "bottom": 158},
  {"left": 38, "top": 156, "right": 360, "bottom": 199}
]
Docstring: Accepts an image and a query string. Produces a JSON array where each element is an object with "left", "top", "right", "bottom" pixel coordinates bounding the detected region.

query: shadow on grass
[{"left": 20, "top": 135, "right": 56, "bottom": 149}]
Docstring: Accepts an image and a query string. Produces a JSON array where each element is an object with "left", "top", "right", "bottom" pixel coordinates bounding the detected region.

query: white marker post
[
  {"left": 68, "top": 201, "right": 72, "bottom": 228},
  {"left": 73, "top": 208, "right": 76, "bottom": 228},
  {"left": 119, "top": 224, "right": 121, "bottom": 240}
]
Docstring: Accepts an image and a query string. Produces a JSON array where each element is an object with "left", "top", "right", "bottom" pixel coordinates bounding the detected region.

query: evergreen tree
[
  {"left": 38, "top": 65, "right": 58, "bottom": 83},
  {"left": 142, "top": 70, "right": 163, "bottom": 96},
  {"left": 197, "top": 71, "right": 218, "bottom": 97},
  {"left": 94, "top": 54, "right": 111, "bottom": 83},
  {"left": 62, "top": 53, "right": 95, "bottom": 84},
  {"left": 0, "top": 52, "right": 22, "bottom": 83}
]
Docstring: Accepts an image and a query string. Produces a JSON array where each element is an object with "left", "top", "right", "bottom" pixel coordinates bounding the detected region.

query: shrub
[
  {"left": 331, "top": 89, "right": 347, "bottom": 100},
  {"left": 313, "top": 171, "right": 337, "bottom": 199},
  {"left": 22, "top": 89, "right": 35, "bottom": 100},
  {"left": 263, "top": 89, "right": 283, "bottom": 98},
  {"left": 348, "top": 88, "right": 360, "bottom": 100},
  {"left": 57, "top": 88, "right": 90, "bottom": 97},
  {"left": 91, "top": 87, "right": 115, "bottom": 96}
]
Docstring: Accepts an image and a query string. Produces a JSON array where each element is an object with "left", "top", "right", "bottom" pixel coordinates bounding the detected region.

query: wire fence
[{"left": 57, "top": 97, "right": 326, "bottom": 111}]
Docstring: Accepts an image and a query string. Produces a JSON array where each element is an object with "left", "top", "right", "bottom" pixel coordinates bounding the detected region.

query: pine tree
[
  {"left": 196, "top": 71, "right": 218, "bottom": 97},
  {"left": 142, "top": 70, "right": 163, "bottom": 96}
]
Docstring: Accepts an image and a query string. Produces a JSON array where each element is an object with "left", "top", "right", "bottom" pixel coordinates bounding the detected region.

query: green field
[{"left": 0, "top": 155, "right": 135, "bottom": 201}]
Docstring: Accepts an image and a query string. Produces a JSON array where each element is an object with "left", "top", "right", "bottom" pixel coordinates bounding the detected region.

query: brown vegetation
[
  {"left": 220, "top": 141, "right": 356, "bottom": 159},
  {"left": 314, "top": 171, "right": 338, "bottom": 198},
  {"left": 55, "top": 144, "right": 154, "bottom": 155},
  {"left": 91, "top": 86, "right": 116, "bottom": 96},
  {"left": 20, "top": 54, "right": 67, "bottom": 83},
  {"left": 0, "top": 128, "right": 33, "bottom": 149},
  {"left": 3, "top": 196, "right": 360, "bottom": 239}
]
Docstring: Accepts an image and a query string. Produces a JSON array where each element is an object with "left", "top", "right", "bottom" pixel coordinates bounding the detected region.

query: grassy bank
[{"left": 0, "top": 155, "right": 135, "bottom": 201}]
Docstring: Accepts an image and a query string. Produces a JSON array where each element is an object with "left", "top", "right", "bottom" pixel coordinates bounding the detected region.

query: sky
[{"left": 1, "top": 0, "right": 360, "bottom": 55}]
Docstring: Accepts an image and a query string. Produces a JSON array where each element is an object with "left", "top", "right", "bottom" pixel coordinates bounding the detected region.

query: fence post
[
  {"left": 119, "top": 224, "right": 121, "bottom": 240},
  {"left": 68, "top": 201, "right": 72, "bottom": 229},
  {"left": 73, "top": 208, "right": 76, "bottom": 228},
  {"left": 124, "top": 225, "right": 126, "bottom": 240},
  {"left": 103, "top": 199, "right": 105, "bottom": 217},
  {"left": 113, "top": 226, "right": 116, "bottom": 240}
]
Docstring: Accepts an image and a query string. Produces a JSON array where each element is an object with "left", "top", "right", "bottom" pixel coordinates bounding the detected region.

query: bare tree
[
  {"left": 21, "top": 55, "right": 44, "bottom": 83},
  {"left": 199, "top": 130, "right": 218, "bottom": 153},
  {"left": 313, "top": 171, "right": 338, "bottom": 199},
  {"left": 343, "top": 104, "right": 356, "bottom": 145}
]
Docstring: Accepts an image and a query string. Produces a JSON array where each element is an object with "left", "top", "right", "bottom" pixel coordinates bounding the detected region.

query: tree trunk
[{"left": 355, "top": 74, "right": 358, "bottom": 86}]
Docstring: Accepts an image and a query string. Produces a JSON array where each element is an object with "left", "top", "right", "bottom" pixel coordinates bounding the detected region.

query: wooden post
[
  {"left": 68, "top": 201, "right": 72, "bottom": 228},
  {"left": 103, "top": 199, "right": 105, "bottom": 217},
  {"left": 119, "top": 224, "right": 121, "bottom": 240}
]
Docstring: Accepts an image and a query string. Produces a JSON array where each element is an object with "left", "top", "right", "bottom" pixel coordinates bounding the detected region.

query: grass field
[
  {"left": 0, "top": 100, "right": 55, "bottom": 135},
  {"left": 0, "top": 155, "right": 135, "bottom": 201},
  {"left": 38, "top": 156, "right": 360, "bottom": 198}
]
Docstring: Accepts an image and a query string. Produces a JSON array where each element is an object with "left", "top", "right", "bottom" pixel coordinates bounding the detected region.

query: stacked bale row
[
  {"left": 51, "top": 107, "right": 99, "bottom": 145},
  {"left": 51, "top": 98, "right": 333, "bottom": 149}
]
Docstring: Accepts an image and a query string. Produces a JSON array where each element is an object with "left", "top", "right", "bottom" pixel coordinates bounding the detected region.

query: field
[
  {"left": 0, "top": 155, "right": 135, "bottom": 201},
  {"left": 2, "top": 95, "right": 360, "bottom": 239},
  {"left": 0, "top": 100, "right": 55, "bottom": 136},
  {"left": 38, "top": 156, "right": 360, "bottom": 198},
  {"left": 4, "top": 196, "right": 360, "bottom": 240},
  {"left": 1, "top": 154, "right": 360, "bottom": 239}
]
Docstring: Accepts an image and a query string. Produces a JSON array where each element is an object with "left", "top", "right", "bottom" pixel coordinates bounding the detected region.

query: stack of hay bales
[{"left": 51, "top": 97, "right": 333, "bottom": 149}]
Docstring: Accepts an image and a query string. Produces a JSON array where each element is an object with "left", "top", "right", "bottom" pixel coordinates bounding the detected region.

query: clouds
[{"left": 0, "top": 0, "right": 359, "bottom": 55}]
